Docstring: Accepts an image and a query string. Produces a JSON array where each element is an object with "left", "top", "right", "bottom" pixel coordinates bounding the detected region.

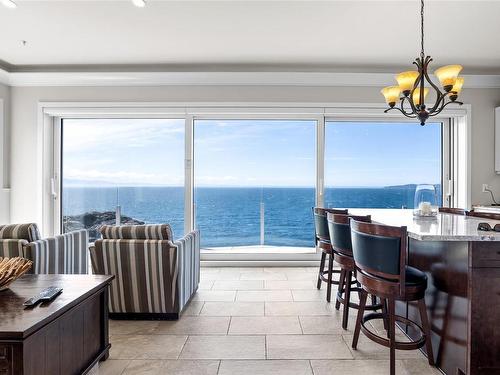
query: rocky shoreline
[{"left": 63, "top": 211, "right": 144, "bottom": 241}]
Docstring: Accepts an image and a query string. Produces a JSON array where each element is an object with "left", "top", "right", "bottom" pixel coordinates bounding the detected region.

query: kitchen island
[{"left": 350, "top": 209, "right": 500, "bottom": 375}]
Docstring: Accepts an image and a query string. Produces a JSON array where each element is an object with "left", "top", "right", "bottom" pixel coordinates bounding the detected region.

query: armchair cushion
[
  {"left": 25, "top": 230, "right": 89, "bottom": 274},
  {"left": 100, "top": 224, "right": 173, "bottom": 241},
  {"left": 0, "top": 223, "right": 41, "bottom": 242}
]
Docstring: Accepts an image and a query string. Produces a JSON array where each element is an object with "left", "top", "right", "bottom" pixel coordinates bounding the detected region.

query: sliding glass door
[
  {"left": 324, "top": 121, "right": 443, "bottom": 209},
  {"left": 193, "top": 119, "right": 316, "bottom": 250},
  {"left": 56, "top": 113, "right": 448, "bottom": 258},
  {"left": 61, "top": 118, "right": 185, "bottom": 241}
]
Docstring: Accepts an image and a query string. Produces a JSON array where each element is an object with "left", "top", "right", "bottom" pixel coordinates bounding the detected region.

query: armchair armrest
[
  {"left": 25, "top": 230, "right": 89, "bottom": 274},
  {"left": 0, "top": 239, "right": 28, "bottom": 258},
  {"left": 174, "top": 230, "right": 201, "bottom": 311}
]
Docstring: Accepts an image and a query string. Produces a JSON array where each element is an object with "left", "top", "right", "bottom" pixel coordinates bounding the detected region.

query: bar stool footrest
[
  {"left": 319, "top": 269, "right": 342, "bottom": 285},
  {"left": 360, "top": 312, "right": 426, "bottom": 351}
]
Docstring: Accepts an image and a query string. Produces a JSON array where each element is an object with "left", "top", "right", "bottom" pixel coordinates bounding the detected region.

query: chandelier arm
[
  {"left": 405, "top": 77, "right": 419, "bottom": 114},
  {"left": 385, "top": 106, "right": 417, "bottom": 118},
  {"left": 422, "top": 59, "right": 447, "bottom": 113},
  {"left": 428, "top": 100, "right": 464, "bottom": 116},
  {"left": 429, "top": 91, "right": 446, "bottom": 114}
]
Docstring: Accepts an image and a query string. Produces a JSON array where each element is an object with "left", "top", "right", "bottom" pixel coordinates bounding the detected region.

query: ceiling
[{"left": 0, "top": 0, "right": 499, "bottom": 74}]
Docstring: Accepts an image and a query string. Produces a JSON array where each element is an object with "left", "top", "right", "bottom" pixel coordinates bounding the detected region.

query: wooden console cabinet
[{"left": 0, "top": 274, "right": 113, "bottom": 375}]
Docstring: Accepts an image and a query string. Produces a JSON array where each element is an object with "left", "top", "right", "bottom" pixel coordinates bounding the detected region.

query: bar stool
[
  {"left": 350, "top": 220, "right": 434, "bottom": 375},
  {"left": 327, "top": 213, "right": 382, "bottom": 329},
  {"left": 313, "top": 207, "right": 347, "bottom": 302}
]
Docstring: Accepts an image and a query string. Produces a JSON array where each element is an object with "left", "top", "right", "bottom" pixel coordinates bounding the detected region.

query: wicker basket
[{"left": 0, "top": 257, "right": 33, "bottom": 291}]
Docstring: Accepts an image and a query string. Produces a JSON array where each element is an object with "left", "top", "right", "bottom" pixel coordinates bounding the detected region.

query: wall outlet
[{"left": 482, "top": 183, "right": 490, "bottom": 193}]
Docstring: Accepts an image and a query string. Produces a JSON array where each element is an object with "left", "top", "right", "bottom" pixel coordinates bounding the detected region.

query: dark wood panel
[
  {"left": 23, "top": 327, "right": 47, "bottom": 375},
  {"left": 401, "top": 239, "right": 500, "bottom": 375},
  {"left": 469, "top": 241, "right": 500, "bottom": 268},
  {"left": 469, "top": 266, "right": 500, "bottom": 374},
  {"left": 406, "top": 239, "right": 468, "bottom": 375},
  {"left": 60, "top": 298, "right": 84, "bottom": 375},
  {"left": 0, "top": 344, "right": 21, "bottom": 375},
  {"left": 83, "top": 294, "right": 102, "bottom": 363},
  {"left": 45, "top": 320, "right": 61, "bottom": 375}
]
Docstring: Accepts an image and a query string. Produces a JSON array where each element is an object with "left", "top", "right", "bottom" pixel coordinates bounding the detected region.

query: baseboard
[
  {"left": 200, "top": 260, "right": 319, "bottom": 267},
  {"left": 109, "top": 312, "right": 179, "bottom": 320}
]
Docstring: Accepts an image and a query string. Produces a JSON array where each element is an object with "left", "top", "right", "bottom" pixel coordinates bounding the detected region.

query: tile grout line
[
  {"left": 227, "top": 316, "right": 232, "bottom": 335},
  {"left": 176, "top": 335, "right": 190, "bottom": 360},
  {"left": 264, "top": 334, "right": 268, "bottom": 360},
  {"left": 117, "top": 359, "right": 131, "bottom": 375},
  {"left": 297, "top": 315, "right": 304, "bottom": 335},
  {"left": 340, "top": 333, "right": 356, "bottom": 360},
  {"left": 308, "top": 359, "right": 315, "bottom": 375}
]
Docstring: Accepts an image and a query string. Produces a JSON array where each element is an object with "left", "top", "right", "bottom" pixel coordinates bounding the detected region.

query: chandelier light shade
[
  {"left": 396, "top": 71, "right": 420, "bottom": 96},
  {"left": 381, "top": 0, "right": 464, "bottom": 125},
  {"left": 450, "top": 77, "right": 464, "bottom": 101},
  {"left": 381, "top": 86, "right": 401, "bottom": 107},
  {"left": 412, "top": 87, "right": 429, "bottom": 106},
  {"left": 434, "top": 65, "right": 463, "bottom": 91}
]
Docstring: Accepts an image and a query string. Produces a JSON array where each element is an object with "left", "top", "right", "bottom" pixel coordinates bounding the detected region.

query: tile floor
[{"left": 90, "top": 267, "right": 440, "bottom": 375}]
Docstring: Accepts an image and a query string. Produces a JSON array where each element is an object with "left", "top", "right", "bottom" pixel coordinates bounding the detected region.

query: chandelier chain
[{"left": 420, "top": 0, "right": 425, "bottom": 58}]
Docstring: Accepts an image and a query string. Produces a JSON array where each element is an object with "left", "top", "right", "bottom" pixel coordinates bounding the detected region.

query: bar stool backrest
[
  {"left": 327, "top": 214, "right": 371, "bottom": 256},
  {"left": 313, "top": 208, "right": 348, "bottom": 242},
  {"left": 350, "top": 220, "right": 408, "bottom": 296}
]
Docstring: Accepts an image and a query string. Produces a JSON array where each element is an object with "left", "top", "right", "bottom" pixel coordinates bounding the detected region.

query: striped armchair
[
  {"left": 89, "top": 224, "right": 200, "bottom": 320},
  {"left": 0, "top": 223, "right": 89, "bottom": 274}
]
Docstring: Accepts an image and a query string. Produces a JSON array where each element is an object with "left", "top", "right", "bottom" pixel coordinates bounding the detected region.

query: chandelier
[{"left": 381, "top": 0, "right": 464, "bottom": 125}]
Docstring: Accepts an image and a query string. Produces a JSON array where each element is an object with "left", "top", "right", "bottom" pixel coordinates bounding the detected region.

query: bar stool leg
[
  {"left": 335, "top": 269, "right": 346, "bottom": 310},
  {"left": 351, "top": 289, "right": 368, "bottom": 349},
  {"left": 326, "top": 253, "right": 334, "bottom": 302},
  {"left": 388, "top": 298, "right": 396, "bottom": 375},
  {"left": 342, "top": 270, "right": 353, "bottom": 329},
  {"left": 317, "top": 252, "right": 326, "bottom": 289},
  {"left": 381, "top": 298, "right": 389, "bottom": 332},
  {"left": 417, "top": 298, "right": 435, "bottom": 366}
]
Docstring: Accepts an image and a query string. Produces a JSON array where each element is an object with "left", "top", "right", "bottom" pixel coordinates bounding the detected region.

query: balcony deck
[{"left": 201, "top": 245, "right": 316, "bottom": 254}]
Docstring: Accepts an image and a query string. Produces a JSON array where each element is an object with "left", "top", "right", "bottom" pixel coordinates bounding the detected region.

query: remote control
[{"left": 23, "top": 286, "right": 63, "bottom": 307}]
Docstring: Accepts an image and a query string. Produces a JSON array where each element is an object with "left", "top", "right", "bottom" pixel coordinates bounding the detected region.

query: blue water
[{"left": 63, "top": 186, "right": 441, "bottom": 247}]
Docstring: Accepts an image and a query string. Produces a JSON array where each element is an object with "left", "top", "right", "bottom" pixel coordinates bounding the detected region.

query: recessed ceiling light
[
  {"left": 1, "top": 0, "right": 17, "bottom": 9},
  {"left": 131, "top": 0, "right": 146, "bottom": 7}
]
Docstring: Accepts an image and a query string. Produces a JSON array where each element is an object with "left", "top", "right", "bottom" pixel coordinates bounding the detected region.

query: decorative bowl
[{"left": 0, "top": 257, "right": 33, "bottom": 291}]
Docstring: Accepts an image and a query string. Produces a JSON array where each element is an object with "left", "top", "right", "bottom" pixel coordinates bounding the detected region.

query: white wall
[
  {"left": 0, "top": 83, "right": 10, "bottom": 224},
  {"left": 8, "top": 85, "right": 500, "bottom": 225}
]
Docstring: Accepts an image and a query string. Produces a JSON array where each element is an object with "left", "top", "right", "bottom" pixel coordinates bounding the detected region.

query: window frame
[
  {"left": 321, "top": 117, "right": 450, "bottom": 209},
  {"left": 191, "top": 116, "right": 320, "bottom": 249},
  {"left": 42, "top": 102, "right": 467, "bottom": 265}
]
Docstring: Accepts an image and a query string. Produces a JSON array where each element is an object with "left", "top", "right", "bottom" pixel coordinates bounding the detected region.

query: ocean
[{"left": 62, "top": 186, "right": 441, "bottom": 247}]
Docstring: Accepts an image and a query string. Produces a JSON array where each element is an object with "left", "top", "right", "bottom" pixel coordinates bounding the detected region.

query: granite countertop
[{"left": 348, "top": 209, "right": 500, "bottom": 241}]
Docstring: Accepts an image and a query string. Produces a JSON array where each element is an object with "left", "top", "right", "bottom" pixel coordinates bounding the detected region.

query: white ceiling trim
[{"left": 1, "top": 69, "right": 500, "bottom": 88}]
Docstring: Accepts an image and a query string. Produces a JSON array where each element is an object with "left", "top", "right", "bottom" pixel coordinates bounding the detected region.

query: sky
[{"left": 62, "top": 118, "right": 442, "bottom": 188}]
